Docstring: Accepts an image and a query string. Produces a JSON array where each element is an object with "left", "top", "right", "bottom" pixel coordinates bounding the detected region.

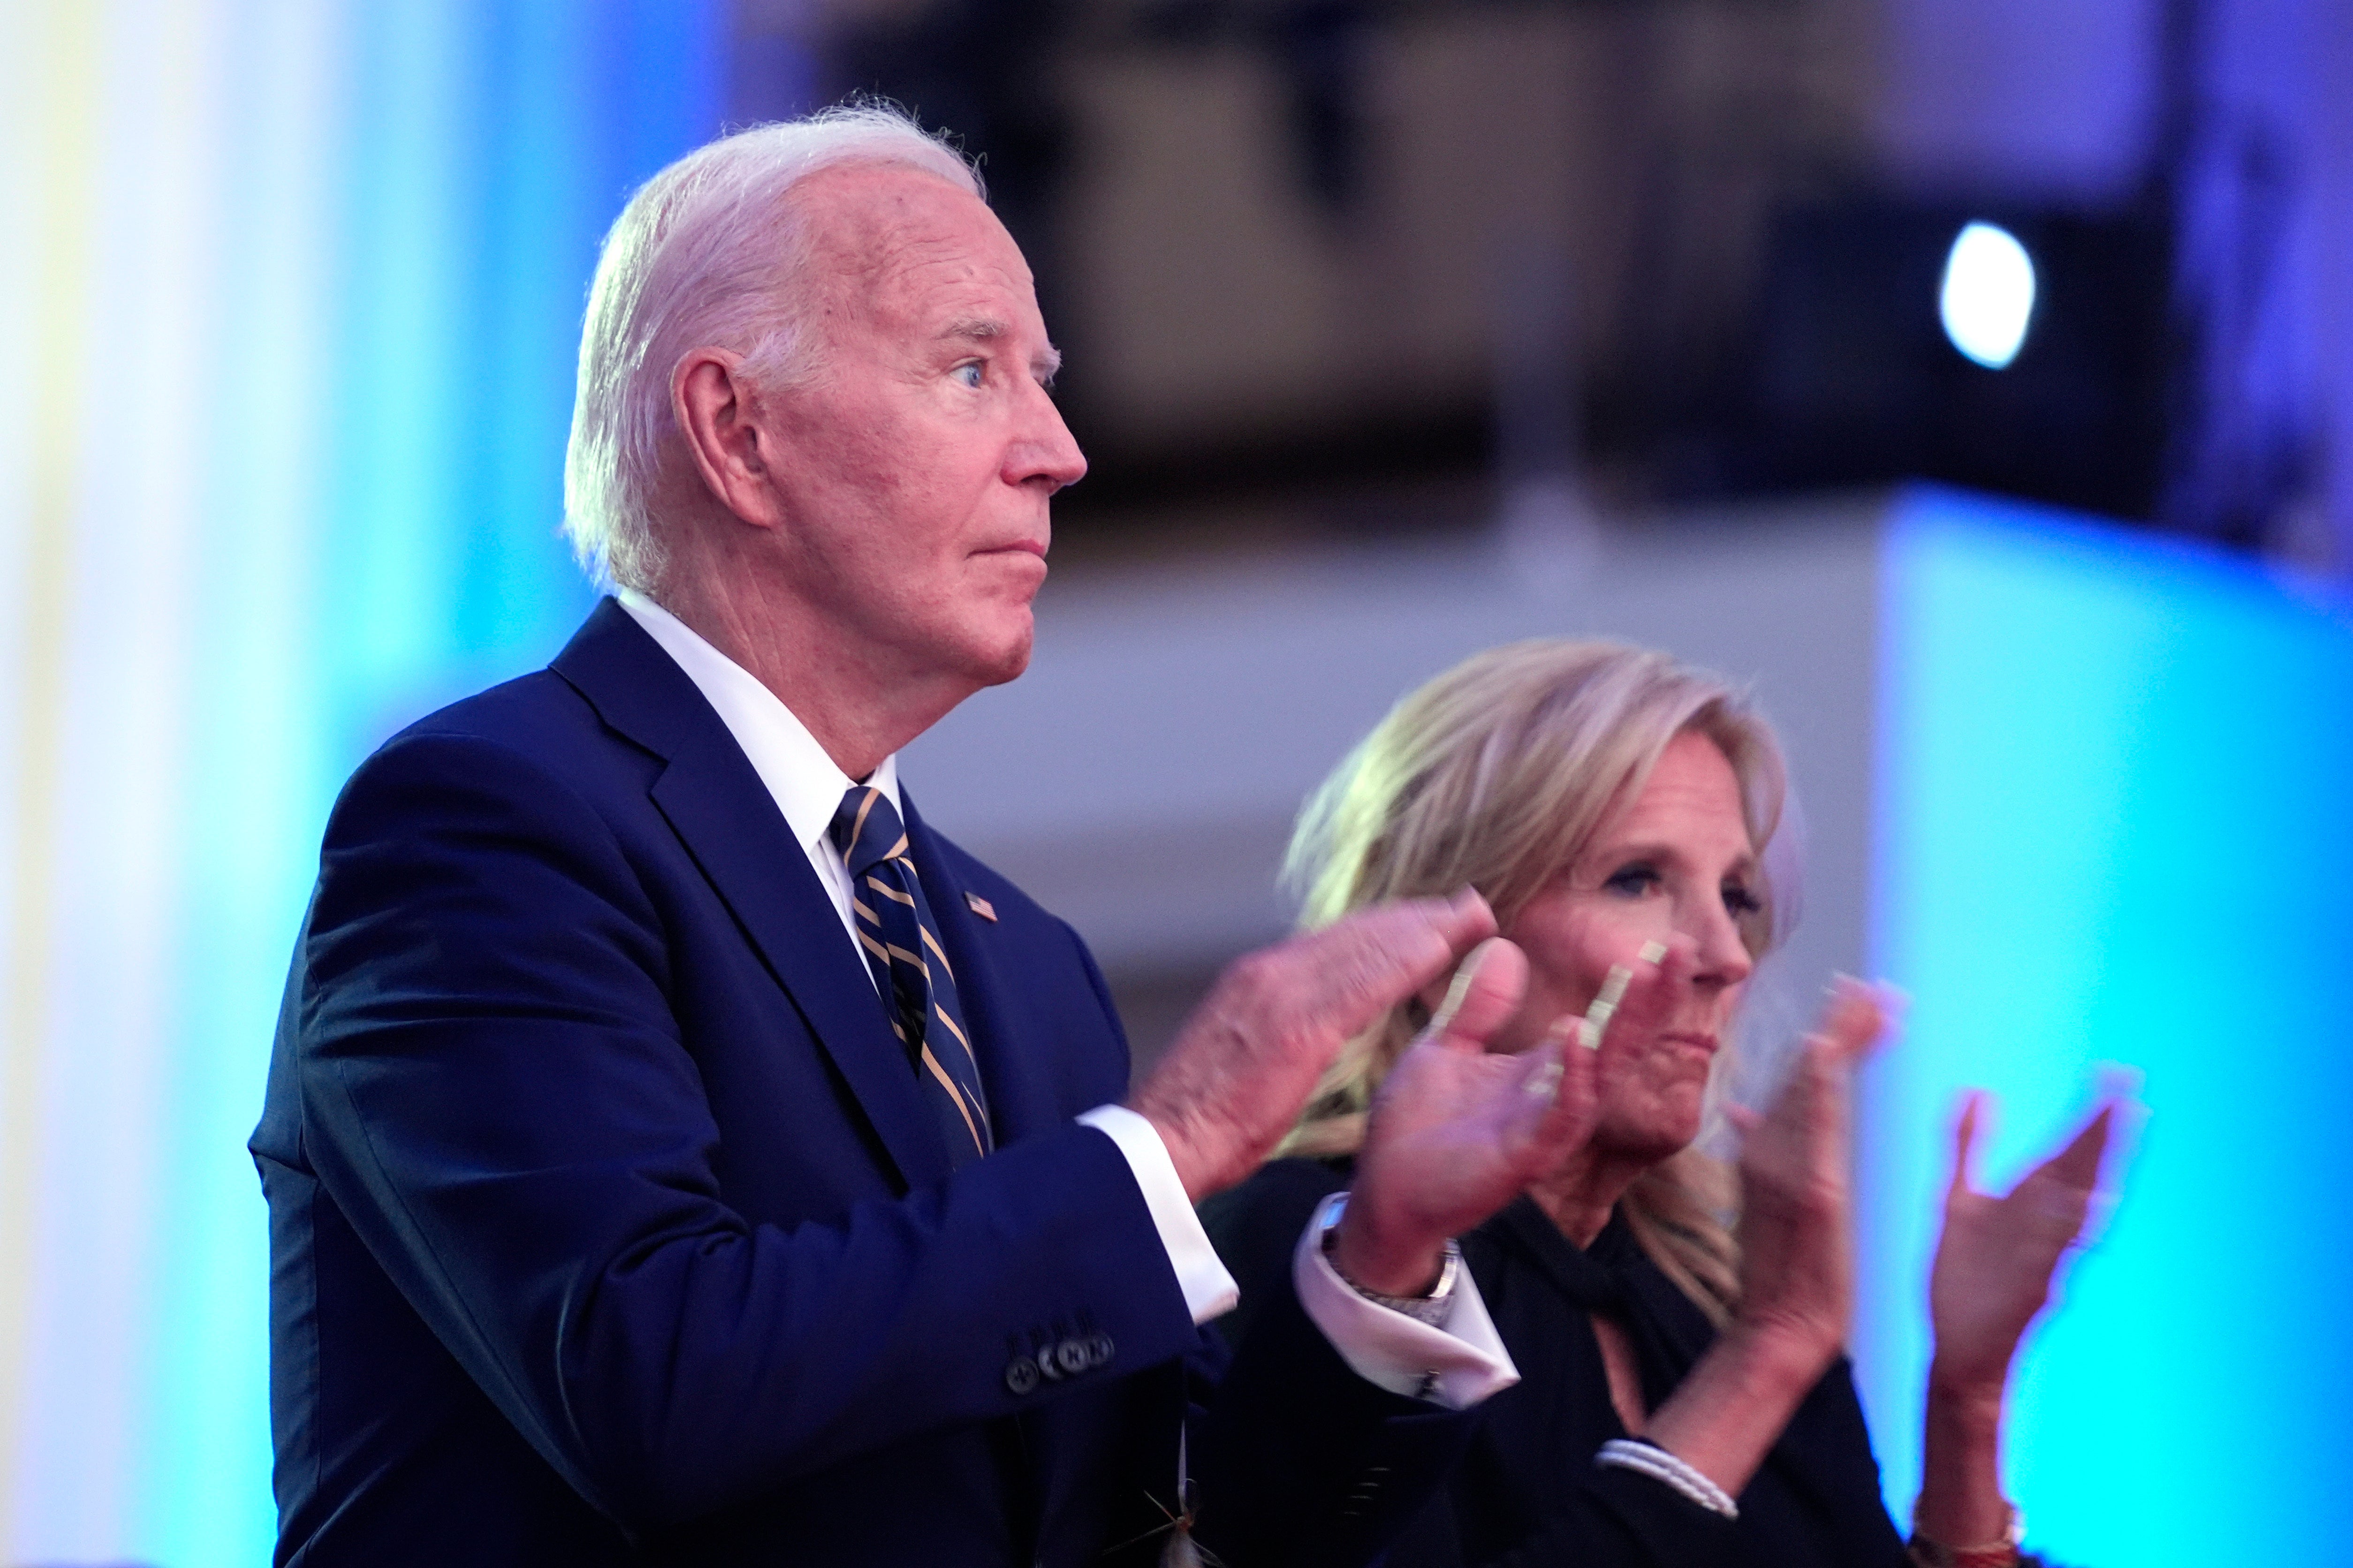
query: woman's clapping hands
[
  {"left": 1913, "top": 1075, "right": 2140, "bottom": 1547},
  {"left": 1727, "top": 979, "right": 1893, "bottom": 1370},
  {"left": 1636, "top": 977, "right": 1894, "bottom": 1495},
  {"left": 1928, "top": 1082, "right": 2137, "bottom": 1397}
]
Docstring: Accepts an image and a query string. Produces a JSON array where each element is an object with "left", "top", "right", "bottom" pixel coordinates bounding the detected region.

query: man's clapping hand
[
  {"left": 1330, "top": 937, "right": 1600, "bottom": 1296},
  {"left": 1129, "top": 892, "right": 1497, "bottom": 1202}
]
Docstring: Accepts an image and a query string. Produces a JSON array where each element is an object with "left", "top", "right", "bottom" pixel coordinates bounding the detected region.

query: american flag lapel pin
[{"left": 964, "top": 891, "right": 997, "bottom": 922}]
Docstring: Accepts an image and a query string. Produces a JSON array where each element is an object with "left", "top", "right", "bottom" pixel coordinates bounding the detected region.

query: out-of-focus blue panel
[
  {"left": 1859, "top": 487, "right": 2353, "bottom": 1562},
  {"left": 454, "top": 0, "right": 722, "bottom": 674},
  {"left": 325, "top": 0, "right": 482, "bottom": 759},
  {"left": 326, "top": 0, "right": 726, "bottom": 768},
  {"left": 134, "top": 6, "right": 730, "bottom": 1563},
  {"left": 141, "top": 5, "right": 347, "bottom": 1559}
]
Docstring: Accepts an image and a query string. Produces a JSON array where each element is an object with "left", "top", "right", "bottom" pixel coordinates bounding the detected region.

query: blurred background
[{"left": 1, "top": 0, "right": 2349, "bottom": 1562}]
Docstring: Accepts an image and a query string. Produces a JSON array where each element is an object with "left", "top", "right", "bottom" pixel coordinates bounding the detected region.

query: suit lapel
[{"left": 552, "top": 599, "right": 953, "bottom": 1193}]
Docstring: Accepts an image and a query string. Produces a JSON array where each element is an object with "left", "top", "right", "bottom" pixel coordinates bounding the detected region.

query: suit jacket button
[
  {"left": 1004, "top": 1356, "right": 1040, "bottom": 1395},
  {"left": 1055, "top": 1338, "right": 1092, "bottom": 1377},
  {"left": 1086, "top": 1333, "right": 1116, "bottom": 1368}
]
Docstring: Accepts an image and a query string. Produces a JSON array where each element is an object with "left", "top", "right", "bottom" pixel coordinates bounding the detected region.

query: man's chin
[{"left": 958, "top": 621, "right": 1035, "bottom": 689}]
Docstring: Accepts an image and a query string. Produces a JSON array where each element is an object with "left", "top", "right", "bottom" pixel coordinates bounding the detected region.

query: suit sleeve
[
  {"left": 1187, "top": 1160, "right": 1479, "bottom": 1568},
  {"left": 293, "top": 730, "right": 1202, "bottom": 1529}
]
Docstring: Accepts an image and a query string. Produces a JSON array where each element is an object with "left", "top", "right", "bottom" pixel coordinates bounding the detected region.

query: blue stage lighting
[{"left": 1938, "top": 221, "right": 2037, "bottom": 369}]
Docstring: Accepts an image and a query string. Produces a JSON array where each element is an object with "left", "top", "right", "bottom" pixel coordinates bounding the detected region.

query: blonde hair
[{"left": 1278, "top": 639, "right": 1790, "bottom": 1322}]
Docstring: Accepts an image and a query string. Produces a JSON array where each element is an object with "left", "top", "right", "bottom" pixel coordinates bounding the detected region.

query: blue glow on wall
[
  {"left": 83, "top": 5, "right": 724, "bottom": 1561},
  {"left": 330, "top": 0, "right": 722, "bottom": 767},
  {"left": 1858, "top": 487, "right": 2353, "bottom": 1562}
]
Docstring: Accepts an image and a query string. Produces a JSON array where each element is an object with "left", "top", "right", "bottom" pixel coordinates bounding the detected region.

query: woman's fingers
[
  {"left": 1574, "top": 937, "right": 1683, "bottom": 1051},
  {"left": 1805, "top": 1036, "right": 1855, "bottom": 1170},
  {"left": 1617, "top": 936, "right": 1697, "bottom": 1024},
  {"left": 2007, "top": 1100, "right": 2123, "bottom": 1251},
  {"left": 1498, "top": 1020, "right": 1595, "bottom": 1165},
  {"left": 1948, "top": 1090, "right": 1989, "bottom": 1202},
  {"left": 1737, "top": 977, "right": 1891, "bottom": 1175},
  {"left": 2037, "top": 1100, "right": 2116, "bottom": 1192},
  {"left": 1731, "top": 1031, "right": 1859, "bottom": 1356},
  {"left": 1965, "top": 1078, "right": 2137, "bottom": 1210},
  {"left": 1812, "top": 975, "right": 1894, "bottom": 1062},
  {"left": 1739, "top": 1036, "right": 1840, "bottom": 1187}
]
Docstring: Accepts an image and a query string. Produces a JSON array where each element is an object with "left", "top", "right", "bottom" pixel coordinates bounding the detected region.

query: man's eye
[
  {"left": 954, "top": 361, "right": 984, "bottom": 388},
  {"left": 1723, "top": 882, "right": 1763, "bottom": 917},
  {"left": 1602, "top": 865, "right": 1660, "bottom": 898}
]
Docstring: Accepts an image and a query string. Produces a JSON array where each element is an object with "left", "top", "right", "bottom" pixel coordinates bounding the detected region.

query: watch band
[{"left": 1316, "top": 1195, "right": 1462, "bottom": 1327}]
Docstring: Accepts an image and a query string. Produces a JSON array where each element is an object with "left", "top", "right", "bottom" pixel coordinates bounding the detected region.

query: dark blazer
[
  {"left": 1207, "top": 1159, "right": 1907, "bottom": 1568},
  {"left": 253, "top": 600, "right": 1463, "bottom": 1568}
]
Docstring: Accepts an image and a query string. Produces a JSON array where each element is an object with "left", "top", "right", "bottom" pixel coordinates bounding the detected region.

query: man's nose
[{"left": 1010, "top": 380, "right": 1087, "bottom": 494}]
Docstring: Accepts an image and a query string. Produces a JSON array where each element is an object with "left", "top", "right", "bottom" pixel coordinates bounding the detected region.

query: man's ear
[{"left": 673, "top": 348, "right": 783, "bottom": 527}]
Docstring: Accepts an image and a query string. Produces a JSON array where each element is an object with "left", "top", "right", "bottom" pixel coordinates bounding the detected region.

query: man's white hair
[{"left": 562, "top": 105, "right": 983, "bottom": 592}]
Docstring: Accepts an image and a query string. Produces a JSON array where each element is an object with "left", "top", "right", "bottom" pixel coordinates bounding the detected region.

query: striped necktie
[{"left": 829, "top": 785, "right": 993, "bottom": 1166}]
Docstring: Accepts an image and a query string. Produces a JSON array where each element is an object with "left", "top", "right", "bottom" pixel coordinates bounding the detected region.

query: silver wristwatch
[{"left": 1318, "top": 1196, "right": 1462, "bottom": 1327}]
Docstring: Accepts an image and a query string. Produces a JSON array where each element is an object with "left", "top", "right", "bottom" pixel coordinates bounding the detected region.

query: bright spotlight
[{"left": 1938, "top": 221, "right": 2037, "bottom": 369}]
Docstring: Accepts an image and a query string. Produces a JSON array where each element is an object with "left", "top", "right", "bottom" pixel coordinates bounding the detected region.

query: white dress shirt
[{"left": 616, "top": 589, "right": 1516, "bottom": 1407}]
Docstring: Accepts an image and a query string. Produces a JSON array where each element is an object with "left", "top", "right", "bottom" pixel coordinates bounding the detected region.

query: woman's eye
[
  {"left": 953, "top": 361, "right": 984, "bottom": 388},
  {"left": 1602, "top": 864, "right": 1660, "bottom": 898},
  {"left": 1722, "top": 882, "right": 1763, "bottom": 917}
]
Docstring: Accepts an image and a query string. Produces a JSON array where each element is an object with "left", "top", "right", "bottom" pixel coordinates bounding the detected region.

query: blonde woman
[{"left": 1201, "top": 640, "right": 2126, "bottom": 1568}]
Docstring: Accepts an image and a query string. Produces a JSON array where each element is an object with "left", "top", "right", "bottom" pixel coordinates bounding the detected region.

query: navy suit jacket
[{"left": 253, "top": 600, "right": 1466, "bottom": 1567}]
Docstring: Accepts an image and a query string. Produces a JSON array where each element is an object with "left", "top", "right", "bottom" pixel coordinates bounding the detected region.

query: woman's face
[{"left": 1497, "top": 730, "right": 1760, "bottom": 1163}]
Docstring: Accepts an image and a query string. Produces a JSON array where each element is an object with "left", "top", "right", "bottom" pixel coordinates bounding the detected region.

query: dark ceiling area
[{"left": 738, "top": 0, "right": 2341, "bottom": 563}]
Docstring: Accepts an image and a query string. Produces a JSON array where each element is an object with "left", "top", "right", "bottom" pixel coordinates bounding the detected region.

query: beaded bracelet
[
  {"left": 1908, "top": 1503, "right": 2027, "bottom": 1567},
  {"left": 1594, "top": 1439, "right": 1738, "bottom": 1519}
]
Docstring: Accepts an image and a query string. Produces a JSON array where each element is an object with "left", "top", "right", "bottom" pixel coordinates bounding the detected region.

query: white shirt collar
[{"left": 615, "top": 588, "right": 901, "bottom": 856}]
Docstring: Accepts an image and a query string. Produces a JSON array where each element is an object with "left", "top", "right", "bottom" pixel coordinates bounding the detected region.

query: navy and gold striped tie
[{"left": 829, "top": 785, "right": 993, "bottom": 1166}]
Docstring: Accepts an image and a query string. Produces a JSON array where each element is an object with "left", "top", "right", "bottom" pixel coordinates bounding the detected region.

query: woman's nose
[{"left": 1684, "top": 898, "right": 1754, "bottom": 989}]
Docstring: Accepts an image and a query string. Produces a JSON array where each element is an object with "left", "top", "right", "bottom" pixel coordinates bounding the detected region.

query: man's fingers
[
  {"left": 1495, "top": 1022, "right": 1592, "bottom": 1163},
  {"left": 1287, "top": 891, "right": 1501, "bottom": 1043},
  {"left": 1433, "top": 886, "right": 1499, "bottom": 952},
  {"left": 1428, "top": 937, "right": 1529, "bottom": 1052},
  {"left": 1337, "top": 890, "right": 1501, "bottom": 1002},
  {"left": 1533, "top": 1024, "right": 1598, "bottom": 1147},
  {"left": 1503, "top": 1033, "right": 1566, "bottom": 1132}
]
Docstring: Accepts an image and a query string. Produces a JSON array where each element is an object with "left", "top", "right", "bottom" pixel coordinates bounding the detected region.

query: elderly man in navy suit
[{"left": 252, "top": 106, "right": 1595, "bottom": 1567}]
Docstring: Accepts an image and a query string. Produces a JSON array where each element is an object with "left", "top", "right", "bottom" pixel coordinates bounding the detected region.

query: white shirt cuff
[
  {"left": 1292, "top": 1192, "right": 1520, "bottom": 1410},
  {"left": 1076, "top": 1105, "right": 1240, "bottom": 1323}
]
